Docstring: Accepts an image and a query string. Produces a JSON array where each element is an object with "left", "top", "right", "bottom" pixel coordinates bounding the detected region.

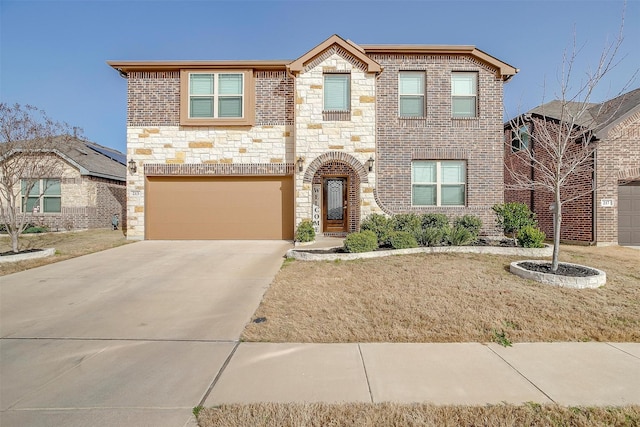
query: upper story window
[
  {"left": 180, "top": 69, "right": 255, "bottom": 126},
  {"left": 21, "top": 179, "right": 61, "bottom": 213},
  {"left": 511, "top": 124, "right": 530, "bottom": 152},
  {"left": 412, "top": 160, "right": 466, "bottom": 206},
  {"left": 323, "top": 73, "right": 350, "bottom": 112},
  {"left": 399, "top": 72, "right": 425, "bottom": 117},
  {"left": 451, "top": 72, "right": 477, "bottom": 118}
]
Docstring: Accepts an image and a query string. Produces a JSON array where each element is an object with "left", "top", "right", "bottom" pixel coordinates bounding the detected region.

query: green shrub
[
  {"left": 360, "top": 214, "right": 393, "bottom": 246},
  {"left": 421, "top": 213, "right": 449, "bottom": 229},
  {"left": 343, "top": 230, "right": 378, "bottom": 253},
  {"left": 453, "top": 215, "right": 483, "bottom": 240},
  {"left": 446, "top": 225, "right": 475, "bottom": 246},
  {"left": 391, "top": 213, "right": 422, "bottom": 241},
  {"left": 492, "top": 202, "right": 538, "bottom": 245},
  {"left": 517, "top": 225, "right": 546, "bottom": 248},
  {"left": 419, "top": 226, "right": 449, "bottom": 246},
  {"left": 389, "top": 231, "right": 418, "bottom": 249},
  {"left": 23, "top": 224, "right": 48, "bottom": 234},
  {"left": 295, "top": 220, "right": 316, "bottom": 243}
]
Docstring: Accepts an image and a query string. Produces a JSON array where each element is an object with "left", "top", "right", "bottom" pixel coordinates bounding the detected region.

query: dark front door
[{"left": 323, "top": 177, "right": 348, "bottom": 233}]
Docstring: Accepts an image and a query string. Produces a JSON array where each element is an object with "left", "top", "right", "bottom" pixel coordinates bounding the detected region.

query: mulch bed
[{"left": 519, "top": 262, "right": 599, "bottom": 277}]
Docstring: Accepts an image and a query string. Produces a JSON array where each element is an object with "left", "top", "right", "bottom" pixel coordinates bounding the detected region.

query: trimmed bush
[
  {"left": 421, "top": 213, "right": 449, "bottom": 229},
  {"left": 390, "top": 213, "right": 422, "bottom": 242},
  {"left": 453, "top": 215, "right": 483, "bottom": 240},
  {"left": 343, "top": 230, "right": 378, "bottom": 253},
  {"left": 389, "top": 231, "right": 418, "bottom": 249},
  {"left": 295, "top": 220, "right": 315, "bottom": 243},
  {"left": 419, "top": 226, "right": 449, "bottom": 247},
  {"left": 492, "top": 202, "right": 538, "bottom": 245},
  {"left": 360, "top": 214, "right": 393, "bottom": 247},
  {"left": 446, "top": 225, "right": 475, "bottom": 246},
  {"left": 517, "top": 225, "right": 546, "bottom": 248}
]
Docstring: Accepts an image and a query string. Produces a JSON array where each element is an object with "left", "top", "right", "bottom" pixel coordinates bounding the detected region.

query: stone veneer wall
[
  {"left": 125, "top": 70, "right": 295, "bottom": 239},
  {"left": 371, "top": 53, "right": 505, "bottom": 235},
  {"left": 294, "top": 50, "right": 381, "bottom": 229}
]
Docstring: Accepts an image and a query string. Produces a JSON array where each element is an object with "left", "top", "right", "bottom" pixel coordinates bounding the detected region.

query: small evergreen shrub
[
  {"left": 419, "top": 226, "right": 449, "bottom": 247},
  {"left": 446, "top": 225, "right": 475, "bottom": 246},
  {"left": 492, "top": 202, "right": 538, "bottom": 245},
  {"left": 389, "top": 231, "right": 419, "bottom": 249},
  {"left": 391, "top": 213, "right": 422, "bottom": 242},
  {"left": 23, "top": 224, "right": 49, "bottom": 234},
  {"left": 343, "top": 230, "right": 378, "bottom": 253},
  {"left": 517, "top": 225, "right": 546, "bottom": 248},
  {"left": 360, "top": 213, "right": 393, "bottom": 246},
  {"left": 295, "top": 220, "right": 315, "bottom": 243},
  {"left": 421, "top": 213, "right": 449, "bottom": 229},
  {"left": 453, "top": 215, "right": 483, "bottom": 240}
]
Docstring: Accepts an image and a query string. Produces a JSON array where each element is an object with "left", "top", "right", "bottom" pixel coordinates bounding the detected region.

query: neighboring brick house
[
  {"left": 504, "top": 87, "right": 640, "bottom": 246},
  {"left": 108, "top": 35, "right": 518, "bottom": 240},
  {"left": 1, "top": 136, "right": 127, "bottom": 231}
]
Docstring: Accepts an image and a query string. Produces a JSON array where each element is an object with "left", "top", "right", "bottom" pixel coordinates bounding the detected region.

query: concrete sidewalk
[{"left": 204, "top": 342, "right": 640, "bottom": 407}]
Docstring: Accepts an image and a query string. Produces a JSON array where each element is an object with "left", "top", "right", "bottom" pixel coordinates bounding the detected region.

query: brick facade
[
  {"left": 504, "top": 108, "right": 640, "bottom": 245},
  {"left": 114, "top": 36, "right": 516, "bottom": 240},
  {"left": 372, "top": 53, "right": 506, "bottom": 235}
]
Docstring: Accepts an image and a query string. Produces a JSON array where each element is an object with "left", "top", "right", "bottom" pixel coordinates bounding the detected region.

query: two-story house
[{"left": 108, "top": 35, "right": 517, "bottom": 240}]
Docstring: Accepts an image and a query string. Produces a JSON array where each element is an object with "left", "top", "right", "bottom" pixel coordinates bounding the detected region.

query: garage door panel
[
  {"left": 618, "top": 183, "right": 640, "bottom": 246},
  {"left": 146, "top": 176, "right": 294, "bottom": 240}
]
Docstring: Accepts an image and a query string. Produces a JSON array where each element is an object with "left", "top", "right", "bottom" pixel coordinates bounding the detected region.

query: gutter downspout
[{"left": 591, "top": 148, "right": 598, "bottom": 245}]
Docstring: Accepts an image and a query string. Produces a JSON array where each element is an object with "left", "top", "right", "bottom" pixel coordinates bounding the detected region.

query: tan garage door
[
  {"left": 146, "top": 176, "right": 294, "bottom": 240},
  {"left": 618, "top": 182, "right": 640, "bottom": 246}
]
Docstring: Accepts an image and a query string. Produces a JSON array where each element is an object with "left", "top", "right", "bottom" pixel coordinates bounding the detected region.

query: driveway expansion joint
[
  {"left": 606, "top": 342, "right": 640, "bottom": 360},
  {"left": 197, "top": 341, "right": 240, "bottom": 407}
]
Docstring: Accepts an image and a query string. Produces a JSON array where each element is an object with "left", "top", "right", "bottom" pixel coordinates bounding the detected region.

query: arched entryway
[{"left": 304, "top": 152, "right": 368, "bottom": 235}]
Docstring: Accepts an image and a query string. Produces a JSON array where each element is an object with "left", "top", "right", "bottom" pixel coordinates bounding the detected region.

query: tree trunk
[
  {"left": 552, "top": 195, "right": 562, "bottom": 273},
  {"left": 10, "top": 229, "right": 19, "bottom": 253}
]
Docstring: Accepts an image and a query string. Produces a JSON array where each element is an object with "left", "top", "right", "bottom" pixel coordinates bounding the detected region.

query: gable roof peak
[{"left": 287, "top": 34, "right": 382, "bottom": 74}]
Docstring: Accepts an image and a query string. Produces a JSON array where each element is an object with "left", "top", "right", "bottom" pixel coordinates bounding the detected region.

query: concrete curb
[
  {"left": 510, "top": 260, "right": 606, "bottom": 288},
  {"left": 287, "top": 244, "right": 553, "bottom": 261},
  {"left": 0, "top": 248, "right": 55, "bottom": 263}
]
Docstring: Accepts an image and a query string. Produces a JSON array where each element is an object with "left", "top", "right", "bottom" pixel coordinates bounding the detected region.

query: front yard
[{"left": 243, "top": 245, "right": 640, "bottom": 344}]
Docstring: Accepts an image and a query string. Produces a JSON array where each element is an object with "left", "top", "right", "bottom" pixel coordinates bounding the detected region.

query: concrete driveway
[{"left": 0, "top": 240, "right": 291, "bottom": 427}]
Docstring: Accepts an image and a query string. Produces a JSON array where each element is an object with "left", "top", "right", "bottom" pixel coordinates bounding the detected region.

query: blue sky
[{"left": 1, "top": 0, "right": 638, "bottom": 154}]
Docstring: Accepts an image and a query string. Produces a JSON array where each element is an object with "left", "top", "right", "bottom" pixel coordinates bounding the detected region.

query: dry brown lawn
[
  {"left": 198, "top": 403, "right": 640, "bottom": 427},
  {"left": 0, "top": 229, "right": 131, "bottom": 276},
  {"left": 242, "top": 245, "right": 640, "bottom": 343}
]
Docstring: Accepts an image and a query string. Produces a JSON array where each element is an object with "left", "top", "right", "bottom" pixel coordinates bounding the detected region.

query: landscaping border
[
  {"left": 0, "top": 248, "right": 56, "bottom": 263},
  {"left": 510, "top": 260, "right": 606, "bottom": 288},
  {"left": 287, "top": 244, "right": 552, "bottom": 261}
]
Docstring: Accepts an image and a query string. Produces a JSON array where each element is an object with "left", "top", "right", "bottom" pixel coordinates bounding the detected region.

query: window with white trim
[
  {"left": 451, "top": 72, "right": 477, "bottom": 118},
  {"left": 188, "top": 72, "right": 243, "bottom": 119},
  {"left": 21, "top": 179, "right": 61, "bottom": 213},
  {"left": 412, "top": 161, "right": 466, "bottom": 206},
  {"left": 399, "top": 71, "right": 425, "bottom": 117},
  {"left": 323, "top": 73, "right": 350, "bottom": 112}
]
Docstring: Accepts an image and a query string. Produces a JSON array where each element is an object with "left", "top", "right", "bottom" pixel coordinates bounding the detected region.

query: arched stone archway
[{"left": 305, "top": 153, "right": 366, "bottom": 234}]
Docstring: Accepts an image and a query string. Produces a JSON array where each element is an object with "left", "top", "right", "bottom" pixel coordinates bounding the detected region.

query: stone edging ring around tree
[
  {"left": 0, "top": 248, "right": 56, "bottom": 263},
  {"left": 510, "top": 260, "right": 606, "bottom": 288}
]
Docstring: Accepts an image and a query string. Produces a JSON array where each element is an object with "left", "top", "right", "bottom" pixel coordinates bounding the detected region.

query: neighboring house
[
  {"left": 504, "top": 88, "right": 640, "bottom": 246},
  {"left": 1, "top": 136, "right": 127, "bottom": 231},
  {"left": 108, "top": 34, "right": 518, "bottom": 240}
]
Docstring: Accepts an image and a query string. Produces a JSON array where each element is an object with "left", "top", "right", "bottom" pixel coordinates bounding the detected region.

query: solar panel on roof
[{"left": 86, "top": 144, "right": 126, "bottom": 165}]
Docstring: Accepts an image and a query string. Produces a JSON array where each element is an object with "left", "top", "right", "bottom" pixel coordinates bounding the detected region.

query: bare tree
[
  {"left": 0, "top": 103, "right": 75, "bottom": 253},
  {"left": 505, "top": 19, "right": 636, "bottom": 272}
]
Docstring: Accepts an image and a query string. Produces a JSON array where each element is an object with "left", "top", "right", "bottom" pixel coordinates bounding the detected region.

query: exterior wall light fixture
[
  {"left": 296, "top": 156, "right": 305, "bottom": 172},
  {"left": 128, "top": 159, "right": 137, "bottom": 174},
  {"left": 367, "top": 156, "right": 375, "bottom": 172}
]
